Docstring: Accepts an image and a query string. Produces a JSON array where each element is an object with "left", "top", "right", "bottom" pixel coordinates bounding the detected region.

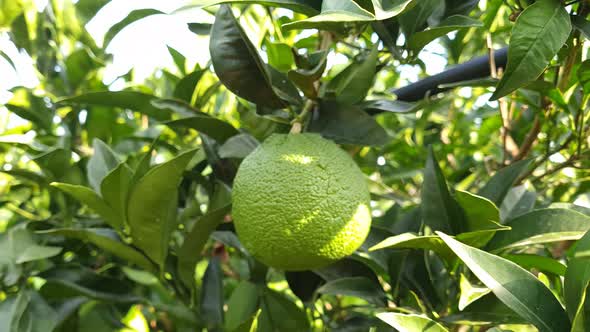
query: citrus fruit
[{"left": 231, "top": 133, "right": 372, "bottom": 271}]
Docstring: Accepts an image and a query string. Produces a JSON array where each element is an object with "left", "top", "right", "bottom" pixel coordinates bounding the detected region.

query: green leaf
[
  {"left": 285, "top": 270, "right": 324, "bottom": 303},
  {"left": 100, "top": 162, "right": 133, "bottom": 231},
  {"left": 421, "top": 147, "right": 465, "bottom": 234},
  {"left": 208, "top": 180, "right": 232, "bottom": 211},
  {"left": 0, "top": 227, "right": 62, "bottom": 276},
  {"left": 127, "top": 149, "right": 198, "bottom": 267},
  {"left": 34, "top": 148, "right": 72, "bottom": 181},
  {"left": 258, "top": 288, "right": 310, "bottom": 332},
  {"left": 201, "top": 257, "right": 224, "bottom": 329},
  {"left": 5, "top": 104, "right": 53, "bottom": 132},
  {"left": 370, "top": 229, "right": 507, "bottom": 263},
  {"left": 478, "top": 159, "right": 532, "bottom": 207},
  {"left": 0, "top": 0, "right": 25, "bottom": 28},
  {"left": 552, "top": 203, "right": 590, "bottom": 217},
  {"left": 455, "top": 190, "right": 503, "bottom": 247},
  {"left": 499, "top": 185, "right": 536, "bottom": 221},
  {"left": 314, "top": 257, "right": 380, "bottom": 282},
  {"left": 75, "top": 0, "right": 110, "bottom": 23},
  {"left": 398, "top": 0, "right": 439, "bottom": 37},
  {"left": 486, "top": 208, "right": 590, "bottom": 251},
  {"left": 283, "top": 0, "right": 375, "bottom": 31},
  {"left": 444, "top": 292, "right": 526, "bottom": 325},
  {"left": 210, "top": 5, "right": 287, "bottom": 108},
  {"left": 0, "top": 290, "right": 58, "bottom": 332},
  {"left": 58, "top": 91, "right": 172, "bottom": 121},
  {"left": 373, "top": 18, "right": 400, "bottom": 56},
  {"left": 317, "top": 277, "right": 387, "bottom": 305},
  {"left": 65, "top": 48, "right": 103, "bottom": 90},
  {"left": 211, "top": 231, "right": 248, "bottom": 255},
  {"left": 503, "top": 254, "right": 566, "bottom": 276},
  {"left": 40, "top": 266, "right": 142, "bottom": 303},
  {"left": 51, "top": 183, "right": 122, "bottom": 230},
  {"left": 407, "top": 15, "right": 482, "bottom": 54},
  {"left": 438, "top": 232, "right": 571, "bottom": 332},
  {"left": 6, "top": 292, "right": 31, "bottom": 331},
  {"left": 225, "top": 281, "right": 260, "bottom": 331},
  {"left": 572, "top": 15, "right": 590, "bottom": 40},
  {"left": 177, "top": 0, "right": 321, "bottom": 16},
  {"left": 187, "top": 22, "right": 212, "bottom": 35},
  {"left": 177, "top": 205, "right": 231, "bottom": 288},
  {"left": 39, "top": 228, "right": 154, "bottom": 271},
  {"left": 325, "top": 46, "right": 379, "bottom": 104},
  {"left": 0, "top": 49, "right": 16, "bottom": 71},
  {"left": 165, "top": 115, "right": 239, "bottom": 144},
  {"left": 121, "top": 267, "right": 159, "bottom": 285},
  {"left": 455, "top": 190, "right": 500, "bottom": 231},
  {"left": 0, "top": 169, "right": 49, "bottom": 187},
  {"left": 218, "top": 133, "right": 259, "bottom": 159},
  {"left": 87, "top": 139, "right": 119, "bottom": 193},
  {"left": 266, "top": 65, "right": 303, "bottom": 106},
  {"left": 377, "top": 312, "right": 449, "bottom": 332},
  {"left": 371, "top": 0, "right": 414, "bottom": 20},
  {"left": 131, "top": 142, "right": 156, "bottom": 182},
  {"left": 565, "top": 230, "right": 590, "bottom": 321},
  {"left": 265, "top": 41, "right": 294, "bottom": 72},
  {"left": 232, "top": 309, "right": 261, "bottom": 332},
  {"left": 370, "top": 233, "right": 454, "bottom": 262},
  {"left": 6, "top": 88, "right": 55, "bottom": 131},
  {"left": 458, "top": 273, "right": 490, "bottom": 310},
  {"left": 308, "top": 100, "right": 389, "bottom": 146},
  {"left": 152, "top": 302, "right": 199, "bottom": 325},
  {"left": 22, "top": 291, "right": 59, "bottom": 332},
  {"left": 287, "top": 53, "right": 327, "bottom": 98},
  {"left": 103, "top": 9, "right": 164, "bottom": 47},
  {"left": 571, "top": 282, "right": 590, "bottom": 332},
  {"left": 444, "top": 0, "right": 479, "bottom": 17},
  {"left": 167, "top": 46, "right": 186, "bottom": 74},
  {"left": 490, "top": 0, "right": 571, "bottom": 100},
  {"left": 577, "top": 60, "right": 590, "bottom": 95},
  {"left": 174, "top": 70, "right": 204, "bottom": 103}
]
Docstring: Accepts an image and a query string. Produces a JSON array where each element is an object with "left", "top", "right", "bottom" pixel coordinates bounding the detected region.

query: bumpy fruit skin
[{"left": 231, "top": 133, "right": 372, "bottom": 271}]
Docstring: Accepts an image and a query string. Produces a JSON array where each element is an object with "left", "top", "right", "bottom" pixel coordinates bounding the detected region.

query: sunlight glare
[{"left": 281, "top": 154, "right": 316, "bottom": 164}]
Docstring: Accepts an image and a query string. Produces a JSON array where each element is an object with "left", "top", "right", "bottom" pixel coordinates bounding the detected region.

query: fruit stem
[{"left": 290, "top": 99, "right": 315, "bottom": 134}]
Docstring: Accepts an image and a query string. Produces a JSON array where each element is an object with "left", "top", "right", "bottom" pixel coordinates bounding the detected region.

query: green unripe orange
[{"left": 231, "top": 133, "right": 372, "bottom": 271}]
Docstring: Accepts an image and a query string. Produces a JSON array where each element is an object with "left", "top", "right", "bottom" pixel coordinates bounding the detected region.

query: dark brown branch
[
  {"left": 513, "top": 116, "right": 541, "bottom": 162},
  {"left": 531, "top": 155, "right": 579, "bottom": 183},
  {"left": 516, "top": 133, "right": 576, "bottom": 183}
]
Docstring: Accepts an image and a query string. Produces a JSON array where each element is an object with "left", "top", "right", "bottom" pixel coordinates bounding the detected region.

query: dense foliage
[{"left": 1, "top": 0, "right": 590, "bottom": 331}]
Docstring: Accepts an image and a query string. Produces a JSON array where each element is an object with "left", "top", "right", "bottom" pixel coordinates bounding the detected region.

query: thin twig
[
  {"left": 6, "top": 203, "right": 44, "bottom": 221},
  {"left": 516, "top": 133, "right": 576, "bottom": 183},
  {"left": 531, "top": 156, "right": 579, "bottom": 183},
  {"left": 290, "top": 99, "right": 315, "bottom": 133},
  {"left": 338, "top": 40, "right": 389, "bottom": 54},
  {"left": 488, "top": 34, "right": 517, "bottom": 163},
  {"left": 265, "top": 7, "right": 285, "bottom": 42},
  {"left": 565, "top": 0, "right": 583, "bottom": 7},
  {"left": 513, "top": 115, "right": 541, "bottom": 161}
]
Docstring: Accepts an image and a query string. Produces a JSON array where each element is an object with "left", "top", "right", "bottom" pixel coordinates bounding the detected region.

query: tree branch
[
  {"left": 531, "top": 155, "right": 579, "bottom": 183},
  {"left": 513, "top": 115, "right": 541, "bottom": 161},
  {"left": 516, "top": 133, "right": 576, "bottom": 183}
]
